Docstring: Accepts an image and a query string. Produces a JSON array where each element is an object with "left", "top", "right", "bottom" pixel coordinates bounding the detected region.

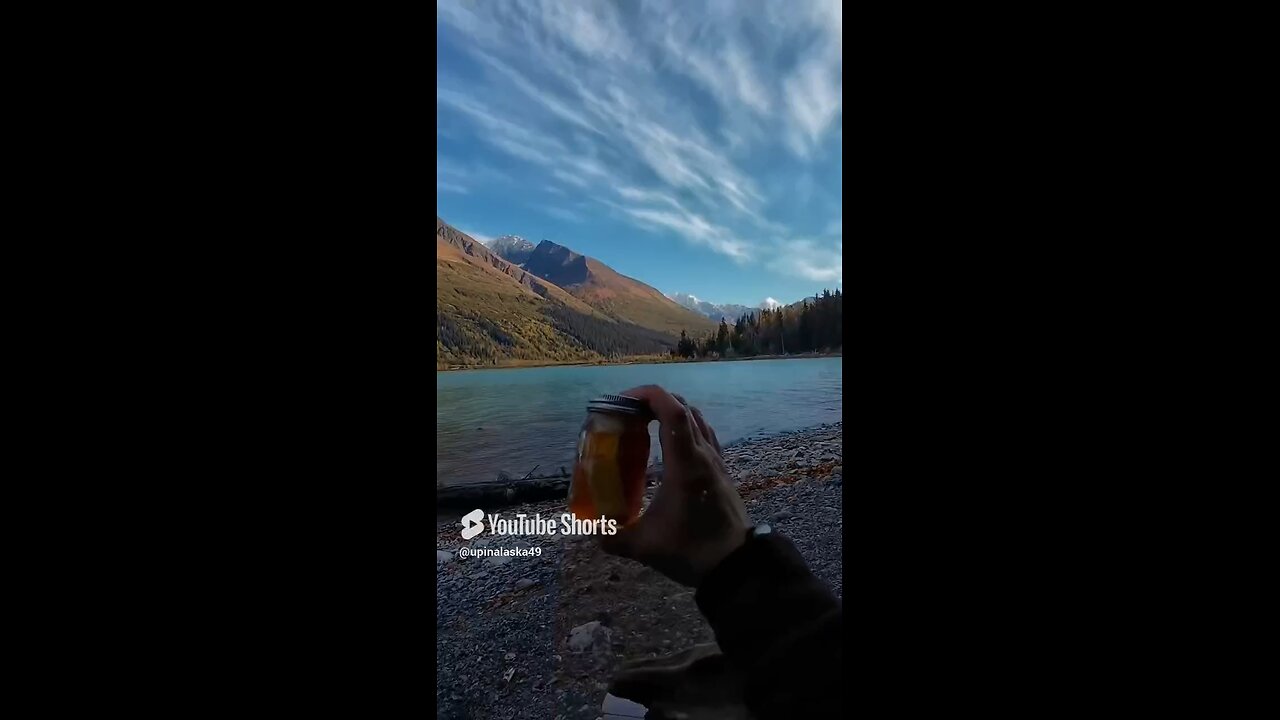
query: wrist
[{"left": 691, "top": 523, "right": 758, "bottom": 587}]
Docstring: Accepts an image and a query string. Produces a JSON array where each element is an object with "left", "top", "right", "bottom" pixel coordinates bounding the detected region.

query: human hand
[{"left": 602, "top": 385, "right": 750, "bottom": 587}]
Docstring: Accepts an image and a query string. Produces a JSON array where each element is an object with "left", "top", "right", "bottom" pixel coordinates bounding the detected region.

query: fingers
[
  {"left": 672, "top": 392, "right": 721, "bottom": 456},
  {"left": 621, "top": 385, "right": 685, "bottom": 426},
  {"left": 689, "top": 406, "right": 722, "bottom": 456},
  {"left": 619, "top": 385, "right": 700, "bottom": 456}
]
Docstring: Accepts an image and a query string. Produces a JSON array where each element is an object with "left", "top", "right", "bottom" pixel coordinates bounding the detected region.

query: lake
[{"left": 436, "top": 357, "right": 842, "bottom": 486}]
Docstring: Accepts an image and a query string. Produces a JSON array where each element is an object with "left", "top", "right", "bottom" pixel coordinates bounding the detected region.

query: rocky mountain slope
[
  {"left": 519, "top": 240, "right": 716, "bottom": 337},
  {"left": 487, "top": 235, "right": 537, "bottom": 265},
  {"left": 437, "top": 218, "right": 711, "bottom": 367}
]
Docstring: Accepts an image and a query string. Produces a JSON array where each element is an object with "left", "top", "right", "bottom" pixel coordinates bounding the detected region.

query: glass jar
[{"left": 567, "top": 394, "right": 650, "bottom": 525}]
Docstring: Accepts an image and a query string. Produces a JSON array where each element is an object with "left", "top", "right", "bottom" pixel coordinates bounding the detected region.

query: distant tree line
[
  {"left": 673, "top": 288, "right": 842, "bottom": 359},
  {"left": 437, "top": 289, "right": 842, "bottom": 368}
]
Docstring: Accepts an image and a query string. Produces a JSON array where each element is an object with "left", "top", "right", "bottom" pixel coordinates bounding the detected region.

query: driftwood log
[
  {"left": 437, "top": 473, "right": 570, "bottom": 509},
  {"left": 437, "top": 465, "right": 662, "bottom": 510}
]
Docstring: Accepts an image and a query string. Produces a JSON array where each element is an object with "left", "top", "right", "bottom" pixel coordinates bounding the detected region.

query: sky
[{"left": 436, "top": 0, "right": 841, "bottom": 308}]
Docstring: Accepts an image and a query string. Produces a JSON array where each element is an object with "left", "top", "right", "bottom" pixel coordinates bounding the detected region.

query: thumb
[{"left": 601, "top": 520, "right": 645, "bottom": 560}]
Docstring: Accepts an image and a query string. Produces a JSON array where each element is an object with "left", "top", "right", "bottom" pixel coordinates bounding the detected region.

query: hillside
[
  {"left": 437, "top": 219, "right": 601, "bottom": 316},
  {"left": 520, "top": 240, "right": 717, "bottom": 336},
  {"left": 437, "top": 218, "right": 704, "bottom": 368}
]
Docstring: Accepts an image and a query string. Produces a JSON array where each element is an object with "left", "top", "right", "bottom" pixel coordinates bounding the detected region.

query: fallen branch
[{"left": 437, "top": 472, "right": 572, "bottom": 509}]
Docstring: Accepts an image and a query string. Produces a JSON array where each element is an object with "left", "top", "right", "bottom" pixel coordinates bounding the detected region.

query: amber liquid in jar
[{"left": 567, "top": 397, "right": 650, "bottom": 526}]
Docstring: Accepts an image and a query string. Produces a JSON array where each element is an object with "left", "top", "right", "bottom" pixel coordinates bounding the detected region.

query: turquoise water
[{"left": 436, "top": 357, "right": 842, "bottom": 486}]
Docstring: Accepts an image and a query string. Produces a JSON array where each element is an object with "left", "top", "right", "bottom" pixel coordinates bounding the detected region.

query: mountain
[
  {"left": 522, "top": 240, "right": 717, "bottom": 336},
  {"left": 783, "top": 294, "right": 827, "bottom": 312},
  {"left": 669, "top": 293, "right": 756, "bottom": 323},
  {"left": 437, "top": 218, "right": 709, "bottom": 367},
  {"left": 436, "top": 219, "right": 597, "bottom": 315},
  {"left": 668, "top": 291, "right": 838, "bottom": 321},
  {"left": 676, "top": 286, "right": 842, "bottom": 357},
  {"left": 487, "top": 235, "right": 536, "bottom": 265}
]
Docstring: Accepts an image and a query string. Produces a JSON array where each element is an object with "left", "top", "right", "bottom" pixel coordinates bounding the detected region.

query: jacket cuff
[{"left": 695, "top": 532, "right": 830, "bottom": 662}]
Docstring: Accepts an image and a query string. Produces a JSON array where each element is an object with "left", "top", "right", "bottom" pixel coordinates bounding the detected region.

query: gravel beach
[{"left": 435, "top": 422, "right": 843, "bottom": 719}]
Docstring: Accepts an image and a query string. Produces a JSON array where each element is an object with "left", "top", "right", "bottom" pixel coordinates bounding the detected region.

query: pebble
[
  {"left": 567, "top": 621, "right": 612, "bottom": 653},
  {"left": 436, "top": 421, "right": 841, "bottom": 719}
]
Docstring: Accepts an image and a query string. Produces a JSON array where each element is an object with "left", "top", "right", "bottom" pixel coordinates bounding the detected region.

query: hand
[{"left": 602, "top": 385, "right": 750, "bottom": 587}]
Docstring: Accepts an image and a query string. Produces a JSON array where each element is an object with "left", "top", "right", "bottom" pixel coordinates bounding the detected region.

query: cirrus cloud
[{"left": 438, "top": 0, "right": 841, "bottom": 288}]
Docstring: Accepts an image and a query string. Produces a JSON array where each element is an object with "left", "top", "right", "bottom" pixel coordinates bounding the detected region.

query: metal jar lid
[{"left": 586, "top": 394, "right": 647, "bottom": 415}]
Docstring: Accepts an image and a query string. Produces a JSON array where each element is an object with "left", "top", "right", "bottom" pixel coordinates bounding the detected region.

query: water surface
[{"left": 436, "top": 357, "right": 841, "bottom": 486}]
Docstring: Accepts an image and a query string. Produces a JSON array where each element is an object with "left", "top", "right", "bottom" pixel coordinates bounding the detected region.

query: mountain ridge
[
  {"left": 668, "top": 293, "right": 757, "bottom": 323},
  {"left": 437, "top": 219, "right": 601, "bottom": 317},
  {"left": 496, "top": 239, "right": 717, "bottom": 337},
  {"left": 437, "top": 217, "right": 710, "bottom": 368},
  {"left": 486, "top": 235, "right": 536, "bottom": 265}
]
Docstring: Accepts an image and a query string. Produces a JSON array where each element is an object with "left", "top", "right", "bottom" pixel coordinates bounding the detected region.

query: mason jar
[{"left": 567, "top": 394, "right": 650, "bottom": 525}]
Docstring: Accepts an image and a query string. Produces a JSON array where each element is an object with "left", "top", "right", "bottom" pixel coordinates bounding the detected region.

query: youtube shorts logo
[{"left": 460, "top": 508, "right": 485, "bottom": 540}]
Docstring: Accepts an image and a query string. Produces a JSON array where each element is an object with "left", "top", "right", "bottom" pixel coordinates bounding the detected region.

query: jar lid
[{"left": 587, "top": 394, "right": 647, "bottom": 415}]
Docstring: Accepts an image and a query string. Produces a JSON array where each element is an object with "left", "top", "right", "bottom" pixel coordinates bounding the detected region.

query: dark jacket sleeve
[{"left": 695, "top": 532, "right": 842, "bottom": 718}]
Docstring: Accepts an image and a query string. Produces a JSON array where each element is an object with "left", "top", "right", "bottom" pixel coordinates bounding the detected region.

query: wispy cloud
[
  {"left": 616, "top": 186, "right": 683, "bottom": 211},
  {"left": 771, "top": 238, "right": 843, "bottom": 284},
  {"left": 783, "top": 53, "right": 842, "bottom": 157},
  {"left": 437, "top": 161, "right": 515, "bottom": 197},
  {"left": 615, "top": 204, "right": 751, "bottom": 262},
  {"left": 551, "top": 169, "right": 591, "bottom": 188},
  {"left": 474, "top": 53, "right": 603, "bottom": 136},
  {"left": 437, "top": 0, "right": 841, "bottom": 271},
  {"left": 436, "top": 88, "right": 564, "bottom": 166},
  {"left": 649, "top": 5, "right": 771, "bottom": 121},
  {"left": 460, "top": 228, "right": 494, "bottom": 246},
  {"left": 541, "top": 206, "right": 585, "bottom": 223}
]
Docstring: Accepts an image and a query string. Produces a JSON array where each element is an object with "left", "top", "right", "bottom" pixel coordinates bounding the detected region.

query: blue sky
[{"left": 436, "top": 0, "right": 841, "bottom": 308}]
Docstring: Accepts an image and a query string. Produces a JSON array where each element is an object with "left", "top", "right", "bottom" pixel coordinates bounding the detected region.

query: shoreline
[
  {"left": 436, "top": 420, "right": 842, "bottom": 522},
  {"left": 437, "top": 350, "right": 842, "bottom": 373},
  {"left": 435, "top": 422, "right": 842, "bottom": 716}
]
